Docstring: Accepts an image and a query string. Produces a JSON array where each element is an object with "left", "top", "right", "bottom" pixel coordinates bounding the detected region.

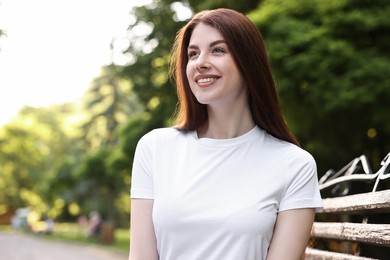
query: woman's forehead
[{"left": 188, "top": 23, "right": 225, "bottom": 46}]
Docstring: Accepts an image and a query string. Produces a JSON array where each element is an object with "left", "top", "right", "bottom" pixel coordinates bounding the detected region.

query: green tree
[
  {"left": 117, "top": 0, "right": 191, "bottom": 129},
  {"left": 81, "top": 65, "right": 143, "bottom": 150},
  {"left": 189, "top": 0, "right": 261, "bottom": 13},
  {"left": 0, "top": 104, "right": 81, "bottom": 218},
  {"left": 249, "top": 0, "right": 390, "bottom": 173},
  {"left": 0, "top": 125, "right": 42, "bottom": 209}
]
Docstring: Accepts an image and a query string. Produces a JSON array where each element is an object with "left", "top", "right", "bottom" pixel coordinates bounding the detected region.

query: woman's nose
[{"left": 195, "top": 54, "right": 210, "bottom": 70}]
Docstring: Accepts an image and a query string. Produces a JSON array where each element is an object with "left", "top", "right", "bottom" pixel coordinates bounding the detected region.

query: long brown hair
[{"left": 170, "top": 8, "right": 299, "bottom": 146}]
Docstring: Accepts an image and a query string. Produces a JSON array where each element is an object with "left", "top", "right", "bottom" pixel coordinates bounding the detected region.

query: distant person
[
  {"left": 11, "top": 215, "right": 20, "bottom": 231},
  {"left": 13, "top": 208, "right": 30, "bottom": 232},
  {"left": 43, "top": 217, "right": 54, "bottom": 234},
  {"left": 129, "top": 8, "right": 323, "bottom": 260},
  {"left": 86, "top": 211, "right": 102, "bottom": 238},
  {"left": 77, "top": 214, "right": 89, "bottom": 236}
]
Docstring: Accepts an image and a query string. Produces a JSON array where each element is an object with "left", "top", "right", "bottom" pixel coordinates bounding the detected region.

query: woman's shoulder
[
  {"left": 139, "top": 127, "right": 188, "bottom": 144},
  {"left": 145, "top": 127, "right": 184, "bottom": 137},
  {"left": 263, "top": 132, "right": 315, "bottom": 166}
]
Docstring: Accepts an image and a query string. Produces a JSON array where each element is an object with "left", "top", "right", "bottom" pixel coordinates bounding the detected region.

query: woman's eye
[
  {"left": 188, "top": 51, "right": 198, "bottom": 58},
  {"left": 212, "top": 47, "right": 225, "bottom": 53}
]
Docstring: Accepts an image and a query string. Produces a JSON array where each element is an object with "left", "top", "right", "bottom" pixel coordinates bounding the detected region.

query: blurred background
[{"left": 0, "top": 0, "right": 389, "bottom": 253}]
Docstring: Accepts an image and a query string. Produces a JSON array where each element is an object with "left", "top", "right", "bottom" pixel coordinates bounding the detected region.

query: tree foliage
[
  {"left": 117, "top": 0, "right": 190, "bottom": 129},
  {"left": 0, "top": 105, "right": 81, "bottom": 218},
  {"left": 189, "top": 0, "right": 260, "bottom": 13},
  {"left": 248, "top": 0, "right": 390, "bottom": 172},
  {"left": 81, "top": 65, "right": 143, "bottom": 150}
]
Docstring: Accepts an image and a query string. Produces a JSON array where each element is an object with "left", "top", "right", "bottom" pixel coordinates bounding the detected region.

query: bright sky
[{"left": 0, "top": 0, "right": 149, "bottom": 126}]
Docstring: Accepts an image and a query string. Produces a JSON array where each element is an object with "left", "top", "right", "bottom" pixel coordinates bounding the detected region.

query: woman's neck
[{"left": 197, "top": 102, "right": 255, "bottom": 139}]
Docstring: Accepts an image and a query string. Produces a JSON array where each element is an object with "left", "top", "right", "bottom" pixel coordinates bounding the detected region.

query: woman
[{"left": 129, "top": 8, "right": 322, "bottom": 260}]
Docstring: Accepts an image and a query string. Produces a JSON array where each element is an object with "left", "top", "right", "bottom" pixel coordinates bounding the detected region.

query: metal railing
[{"left": 319, "top": 152, "right": 390, "bottom": 193}]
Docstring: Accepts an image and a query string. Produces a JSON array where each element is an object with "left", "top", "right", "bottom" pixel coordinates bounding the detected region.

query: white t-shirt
[{"left": 131, "top": 126, "right": 323, "bottom": 260}]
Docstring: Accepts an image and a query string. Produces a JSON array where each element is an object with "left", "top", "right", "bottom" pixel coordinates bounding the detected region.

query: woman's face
[{"left": 186, "top": 23, "right": 246, "bottom": 108}]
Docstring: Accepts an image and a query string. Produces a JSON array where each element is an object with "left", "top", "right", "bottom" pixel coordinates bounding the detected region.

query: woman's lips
[{"left": 195, "top": 76, "right": 220, "bottom": 87}]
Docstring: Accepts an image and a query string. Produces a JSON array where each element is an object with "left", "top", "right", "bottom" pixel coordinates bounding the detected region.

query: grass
[
  {"left": 51, "top": 222, "right": 130, "bottom": 252},
  {"left": 0, "top": 223, "right": 130, "bottom": 253}
]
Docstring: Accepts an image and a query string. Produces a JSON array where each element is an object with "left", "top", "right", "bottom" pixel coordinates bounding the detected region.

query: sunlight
[{"left": 0, "top": 0, "right": 146, "bottom": 126}]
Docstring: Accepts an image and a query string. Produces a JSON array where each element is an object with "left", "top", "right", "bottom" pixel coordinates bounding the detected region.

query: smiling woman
[
  {"left": 0, "top": 0, "right": 143, "bottom": 127},
  {"left": 129, "top": 8, "right": 323, "bottom": 260}
]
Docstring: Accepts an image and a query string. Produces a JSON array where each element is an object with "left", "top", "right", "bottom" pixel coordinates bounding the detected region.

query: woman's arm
[
  {"left": 128, "top": 199, "right": 159, "bottom": 260},
  {"left": 266, "top": 208, "right": 315, "bottom": 260}
]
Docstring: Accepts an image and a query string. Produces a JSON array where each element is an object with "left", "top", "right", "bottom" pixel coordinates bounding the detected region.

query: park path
[{"left": 0, "top": 232, "right": 128, "bottom": 260}]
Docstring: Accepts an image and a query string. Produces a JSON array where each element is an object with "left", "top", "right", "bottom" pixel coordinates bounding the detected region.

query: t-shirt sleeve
[
  {"left": 278, "top": 149, "right": 323, "bottom": 212},
  {"left": 130, "top": 131, "right": 154, "bottom": 199}
]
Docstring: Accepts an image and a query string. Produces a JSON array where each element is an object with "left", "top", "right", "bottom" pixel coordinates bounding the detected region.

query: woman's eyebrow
[
  {"left": 210, "top": 39, "right": 226, "bottom": 47},
  {"left": 188, "top": 44, "right": 198, "bottom": 50},
  {"left": 188, "top": 39, "right": 226, "bottom": 50}
]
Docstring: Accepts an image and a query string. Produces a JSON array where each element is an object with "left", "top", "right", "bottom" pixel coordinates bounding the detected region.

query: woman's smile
[{"left": 195, "top": 75, "right": 220, "bottom": 87}]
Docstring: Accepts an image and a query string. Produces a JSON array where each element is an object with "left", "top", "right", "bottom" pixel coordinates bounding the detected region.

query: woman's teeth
[{"left": 197, "top": 77, "right": 217, "bottom": 83}]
